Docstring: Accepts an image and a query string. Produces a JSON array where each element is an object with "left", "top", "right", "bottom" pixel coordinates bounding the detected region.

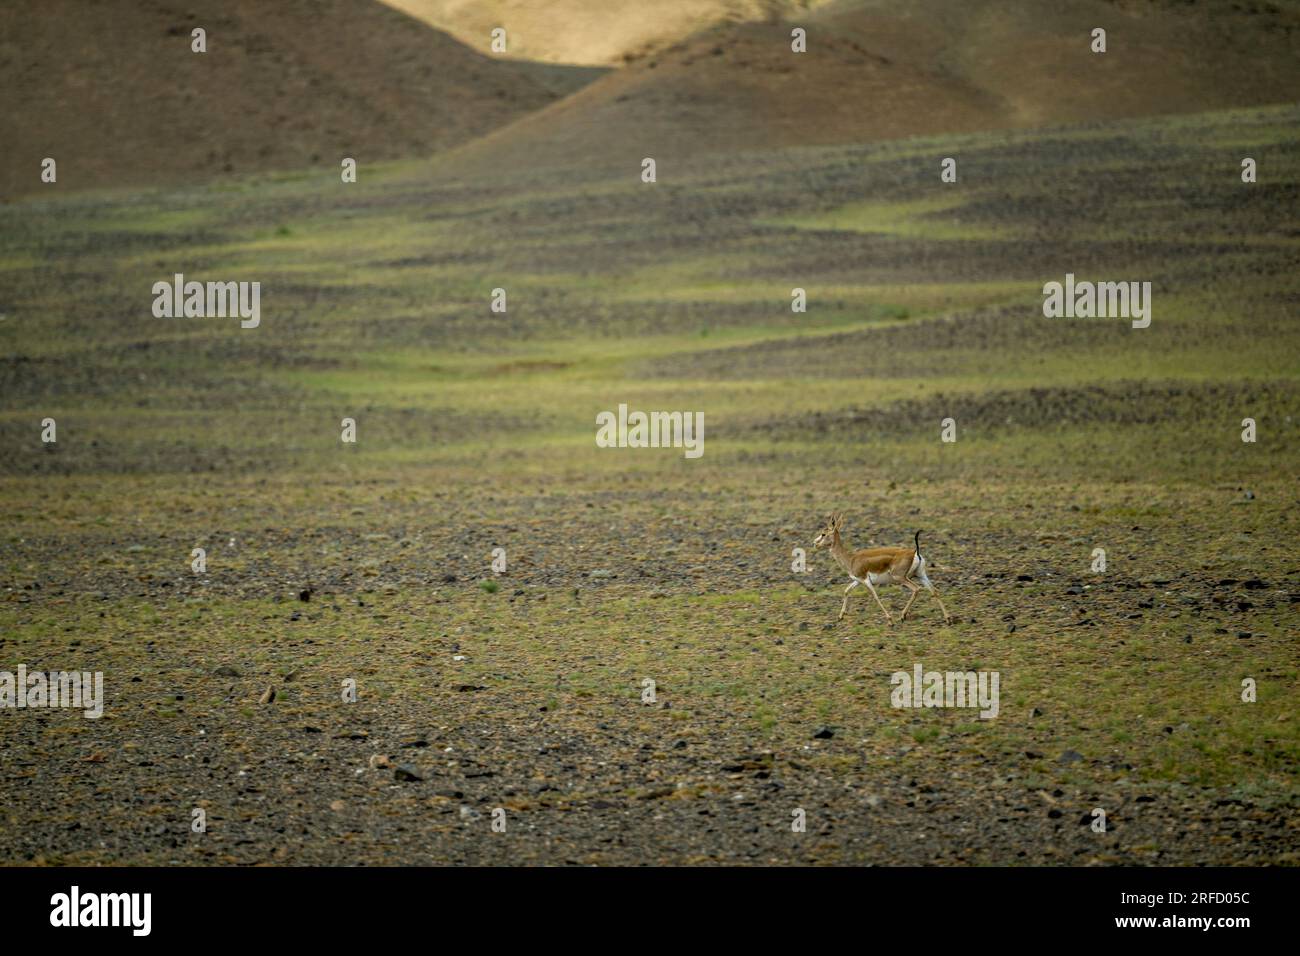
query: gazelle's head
[{"left": 813, "top": 512, "right": 844, "bottom": 549}]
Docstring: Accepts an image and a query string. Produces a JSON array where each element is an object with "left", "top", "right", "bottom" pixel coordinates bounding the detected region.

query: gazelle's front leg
[{"left": 838, "top": 579, "right": 859, "bottom": 620}]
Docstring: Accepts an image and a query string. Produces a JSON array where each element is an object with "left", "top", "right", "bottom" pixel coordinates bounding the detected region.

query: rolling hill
[
  {"left": 0, "top": 0, "right": 601, "bottom": 199},
  {"left": 434, "top": 0, "right": 1300, "bottom": 179},
  {"left": 9, "top": 0, "right": 1299, "bottom": 197},
  {"left": 379, "top": 0, "right": 828, "bottom": 65}
]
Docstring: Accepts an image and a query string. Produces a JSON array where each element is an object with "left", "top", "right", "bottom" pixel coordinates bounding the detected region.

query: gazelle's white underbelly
[
  {"left": 857, "top": 556, "right": 922, "bottom": 587},
  {"left": 859, "top": 571, "right": 894, "bottom": 586}
]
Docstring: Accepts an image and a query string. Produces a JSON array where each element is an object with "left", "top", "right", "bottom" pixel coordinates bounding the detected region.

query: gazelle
[{"left": 813, "top": 513, "right": 951, "bottom": 625}]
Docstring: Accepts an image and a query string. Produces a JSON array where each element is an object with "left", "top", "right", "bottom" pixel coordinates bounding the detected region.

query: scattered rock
[{"left": 723, "top": 753, "right": 774, "bottom": 772}]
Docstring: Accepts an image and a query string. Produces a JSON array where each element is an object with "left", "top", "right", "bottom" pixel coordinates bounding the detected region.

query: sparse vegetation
[{"left": 1, "top": 98, "right": 1297, "bottom": 864}]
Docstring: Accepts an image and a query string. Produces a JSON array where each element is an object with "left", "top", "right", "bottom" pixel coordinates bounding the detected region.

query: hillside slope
[
  {"left": 0, "top": 0, "right": 601, "bottom": 199},
  {"left": 380, "top": 0, "right": 830, "bottom": 65},
  {"left": 435, "top": 0, "right": 1300, "bottom": 178}
]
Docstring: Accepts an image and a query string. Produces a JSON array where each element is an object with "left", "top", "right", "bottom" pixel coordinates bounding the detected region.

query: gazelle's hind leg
[
  {"left": 899, "top": 578, "right": 923, "bottom": 620},
  {"left": 918, "top": 568, "right": 952, "bottom": 624}
]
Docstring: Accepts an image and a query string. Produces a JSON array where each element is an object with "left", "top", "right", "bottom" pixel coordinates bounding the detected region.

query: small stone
[{"left": 394, "top": 764, "right": 423, "bottom": 782}]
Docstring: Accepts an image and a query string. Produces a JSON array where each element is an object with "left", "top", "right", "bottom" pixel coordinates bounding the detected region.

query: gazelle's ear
[{"left": 832, "top": 512, "right": 844, "bottom": 530}]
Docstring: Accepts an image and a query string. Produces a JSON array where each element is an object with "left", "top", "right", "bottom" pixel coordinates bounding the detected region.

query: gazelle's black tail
[{"left": 914, "top": 530, "right": 922, "bottom": 558}]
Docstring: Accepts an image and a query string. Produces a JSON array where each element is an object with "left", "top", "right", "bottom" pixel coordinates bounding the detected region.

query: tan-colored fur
[{"left": 813, "top": 512, "right": 951, "bottom": 625}]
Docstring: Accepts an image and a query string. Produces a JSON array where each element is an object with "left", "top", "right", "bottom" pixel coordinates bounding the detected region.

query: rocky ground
[{"left": 1, "top": 105, "right": 1297, "bottom": 865}]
